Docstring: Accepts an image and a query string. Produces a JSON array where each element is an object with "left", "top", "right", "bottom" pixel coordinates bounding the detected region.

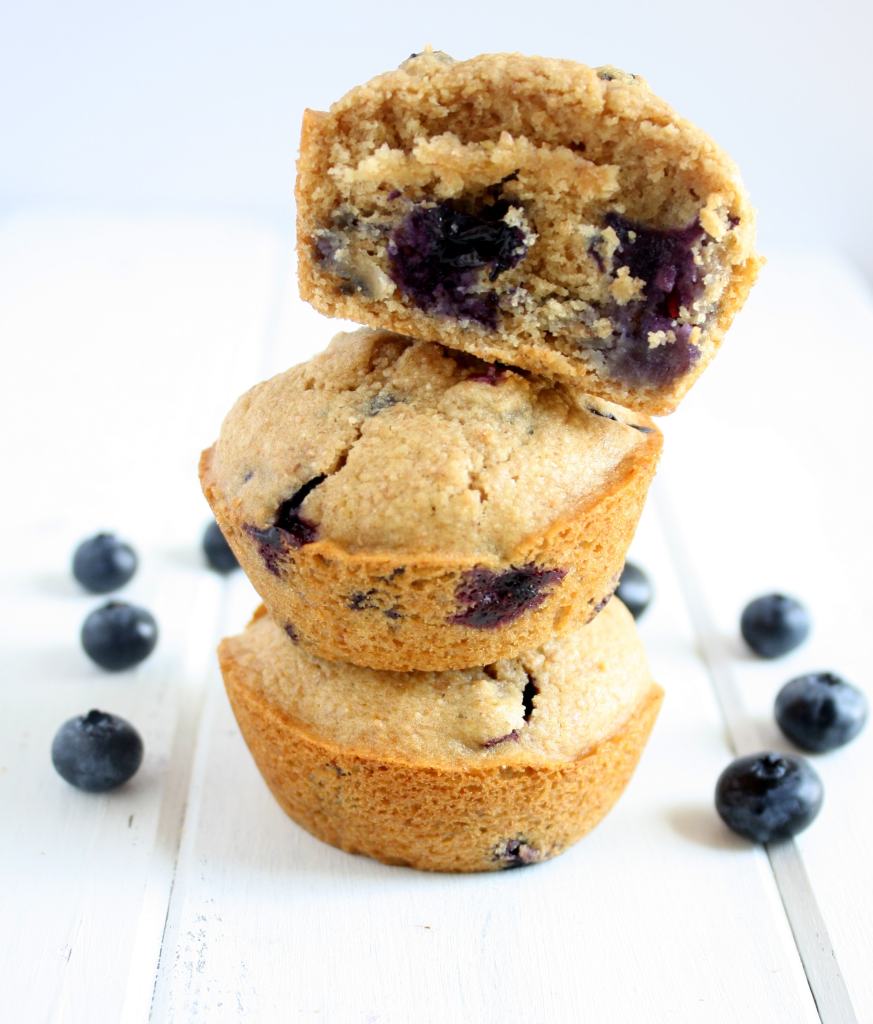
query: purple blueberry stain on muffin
[
  {"left": 377, "top": 566, "right": 407, "bottom": 583},
  {"left": 586, "top": 588, "right": 616, "bottom": 621},
  {"left": 242, "top": 525, "right": 287, "bottom": 577},
  {"left": 447, "top": 349, "right": 519, "bottom": 383},
  {"left": 451, "top": 564, "right": 567, "bottom": 629},
  {"left": 384, "top": 607, "right": 402, "bottom": 620},
  {"left": 284, "top": 623, "right": 299, "bottom": 643},
  {"left": 608, "top": 313, "right": 701, "bottom": 386},
  {"left": 466, "top": 361, "right": 509, "bottom": 385},
  {"left": 481, "top": 729, "right": 521, "bottom": 749},
  {"left": 494, "top": 837, "right": 542, "bottom": 868},
  {"left": 244, "top": 475, "right": 326, "bottom": 575},
  {"left": 588, "top": 240, "right": 606, "bottom": 273},
  {"left": 366, "top": 392, "right": 401, "bottom": 416},
  {"left": 387, "top": 190, "right": 531, "bottom": 328},
  {"left": 602, "top": 212, "right": 706, "bottom": 385},
  {"left": 348, "top": 589, "right": 378, "bottom": 611},
  {"left": 314, "top": 232, "right": 342, "bottom": 265}
]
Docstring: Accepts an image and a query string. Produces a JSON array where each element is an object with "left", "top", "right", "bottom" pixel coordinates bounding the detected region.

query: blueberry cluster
[
  {"left": 607, "top": 569, "right": 867, "bottom": 844},
  {"left": 52, "top": 523, "right": 240, "bottom": 792},
  {"left": 713, "top": 594, "right": 867, "bottom": 843}
]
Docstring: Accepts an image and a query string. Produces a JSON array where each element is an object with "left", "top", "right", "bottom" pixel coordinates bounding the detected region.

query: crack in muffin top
[{"left": 210, "top": 328, "right": 658, "bottom": 558}]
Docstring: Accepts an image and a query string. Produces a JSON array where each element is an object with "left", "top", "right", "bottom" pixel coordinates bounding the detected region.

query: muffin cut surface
[{"left": 297, "top": 50, "right": 761, "bottom": 414}]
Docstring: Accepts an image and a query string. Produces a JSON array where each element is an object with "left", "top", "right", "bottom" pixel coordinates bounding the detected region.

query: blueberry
[
  {"left": 244, "top": 475, "right": 326, "bottom": 576},
  {"left": 775, "top": 672, "right": 868, "bottom": 753},
  {"left": 715, "top": 752, "right": 823, "bottom": 843},
  {"left": 600, "top": 213, "right": 705, "bottom": 386},
  {"left": 387, "top": 192, "right": 529, "bottom": 327},
  {"left": 451, "top": 564, "right": 566, "bottom": 629},
  {"left": 615, "top": 562, "right": 653, "bottom": 619},
  {"left": 608, "top": 314, "right": 701, "bottom": 386},
  {"left": 81, "top": 601, "right": 158, "bottom": 671},
  {"left": 604, "top": 213, "right": 703, "bottom": 318},
  {"left": 202, "top": 521, "right": 239, "bottom": 574},
  {"left": 72, "top": 533, "right": 138, "bottom": 593},
  {"left": 493, "top": 837, "right": 542, "bottom": 868},
  {"left": 741, "top": 594, "right": 810, "bottom": 658},
  {"left": 51, "top": 710, "right": 143, "bottom": 792}
]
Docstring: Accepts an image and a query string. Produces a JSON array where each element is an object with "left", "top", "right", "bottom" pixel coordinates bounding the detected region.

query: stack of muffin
[{"left": 202, "top": 51, "right": 758, "bottom": 872}]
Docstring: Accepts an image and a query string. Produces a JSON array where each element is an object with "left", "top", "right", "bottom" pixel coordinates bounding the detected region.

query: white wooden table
[{"left": 1, "top": 214, "right": 870, "bottom": 1023}]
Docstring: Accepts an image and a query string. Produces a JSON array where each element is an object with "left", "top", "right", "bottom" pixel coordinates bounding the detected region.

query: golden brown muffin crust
[
  {"left": 201, "top": 329, "right": 661, "bottom": 670},
  {"left": 220, "top": 601, "right": 663, "bottom": 872}
]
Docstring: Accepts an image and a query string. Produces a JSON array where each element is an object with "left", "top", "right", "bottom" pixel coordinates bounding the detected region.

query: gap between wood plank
[
  {"left": 131, "top": 631, "right": 217, "bottom": 1024},
  {"left": 144, "top": 250, "right": 293, "bottom": 1021},
  {"left": 654, "top": 483, "right": 858, "bottom": 1024},
  {"left": 147, "top": 643, "right": 224, "bottom": 1022}
]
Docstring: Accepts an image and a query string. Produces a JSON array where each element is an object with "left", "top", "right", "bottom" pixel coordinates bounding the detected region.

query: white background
[{"left": 3, "top": 0, "right": 873, "bottom": 278}]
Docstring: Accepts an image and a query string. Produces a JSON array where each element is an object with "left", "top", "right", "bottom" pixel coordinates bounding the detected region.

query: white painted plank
[
  {"left": 0, "top": 216, "right": 282, "bottom": 1023},
  {"left": 150, "top": 289, "right": 819, "bottom": 1023},
  {"left": 657, "top": 488, "right": 856, "bottom": 1023},
  {"left": 657, "top": 253, "right": 873, "bottom": 1020},
  {"left": 5, "top": 216, "right": 868, "bottom": 1021}
]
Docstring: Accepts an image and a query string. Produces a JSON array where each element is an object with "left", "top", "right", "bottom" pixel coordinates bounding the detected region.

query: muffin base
[{"left": 220, "top": 637, "right": 663, "bottom": 873}]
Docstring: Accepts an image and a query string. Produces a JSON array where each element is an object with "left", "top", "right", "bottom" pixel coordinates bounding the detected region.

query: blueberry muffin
[
  {"left": 200, "top": 328, "right": 661, "bottom": 671},
  {"left": 296, "top": 50, "right": 761, "bottom": 415},
  {"left": 219, "top": 599, "right": 663, "bottom": 872}
]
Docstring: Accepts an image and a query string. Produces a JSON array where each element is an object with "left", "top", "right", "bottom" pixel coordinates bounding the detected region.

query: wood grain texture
[{"left": 1, "top": 216, "right": 869, "bottom": 1022}]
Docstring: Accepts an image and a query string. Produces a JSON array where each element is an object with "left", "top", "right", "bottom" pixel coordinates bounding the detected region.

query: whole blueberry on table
[
  {"left": 81, "top": 601, "right": 158, "bottom": 671},
  {"left": 615, "top": 561, "right": 653, "bottom": 619},
  {"left": 740, "top": 593, "right": 810, "bottom": 658},
  {"left": 715, "top": 752, "right": 823, "bottom": 843},
  {"left": 72, "top": 532, "right": 138, "bottom": 593},
  {"left": 775, "top": 672, "right": 868, "bottom": 753},
  {"left": 202, "top": 520, "right": 239, "bottom": 574},
  {"left": 51, "top": 710, "right": 143, "bottom": 792}
]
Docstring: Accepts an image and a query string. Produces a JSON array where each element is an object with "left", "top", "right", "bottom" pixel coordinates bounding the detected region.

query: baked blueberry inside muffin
[{"left": 297, "top": 50, "right": 761, "bottom": 414}]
